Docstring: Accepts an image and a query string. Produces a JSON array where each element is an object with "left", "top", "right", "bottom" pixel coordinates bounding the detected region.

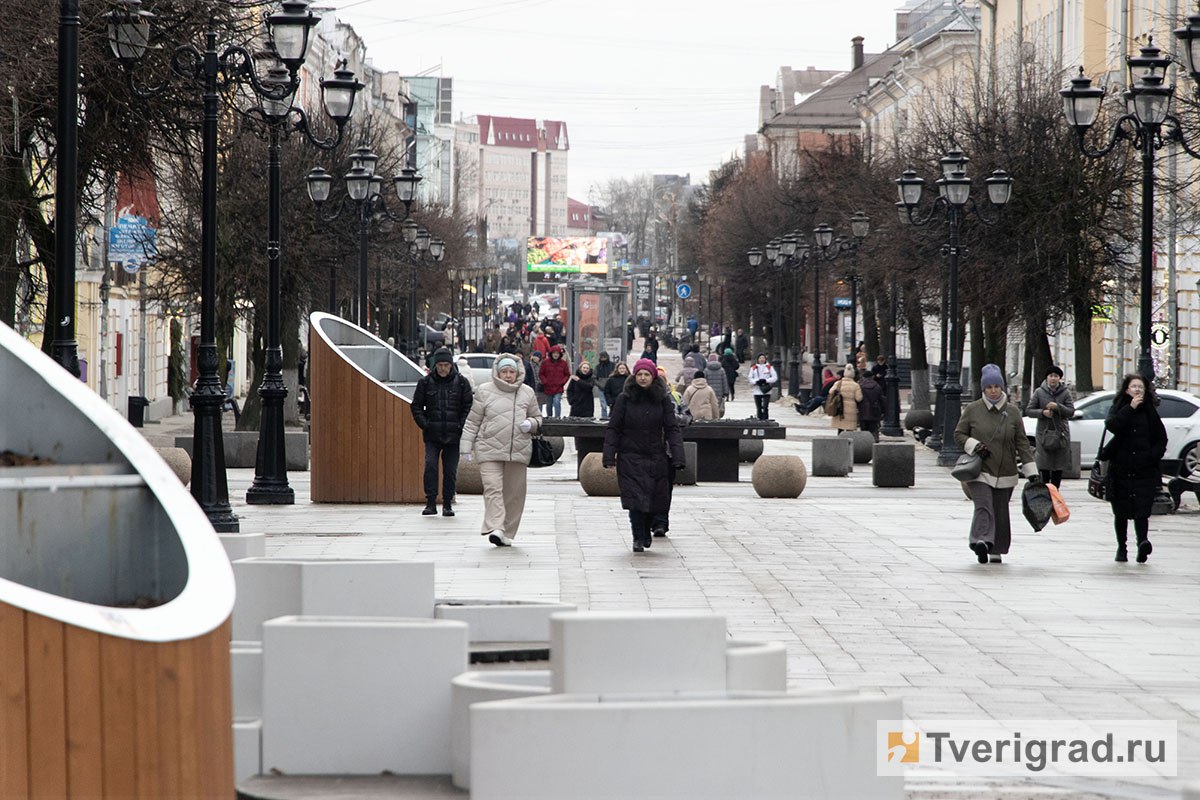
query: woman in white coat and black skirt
[{"left": 603, "top": 358, "right": 685, "bottom": 552}]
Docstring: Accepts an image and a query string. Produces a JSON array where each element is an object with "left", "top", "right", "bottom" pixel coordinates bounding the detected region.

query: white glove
[
  {"left": 462, "top": 452, "right": 474, "bottom": 463},
  {"left": 518, "top": 419, "right": 533, "bottom": 433}
]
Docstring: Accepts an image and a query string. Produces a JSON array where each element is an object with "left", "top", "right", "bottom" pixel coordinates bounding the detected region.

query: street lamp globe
[
  {"left": 401, "top": 218, "right": 419, "bottom": 244},
  {"left": 305, "top": 167, "right": 332, "bottom": 204},
  {"left": 368, "top": 174, "right": 384, "bottom": 201},
  {"left": 266, "top": 0, "right": 317, "bottom": 71},
  {"left": 1130, "top": 73, "right": 1174, "bottom": 127},
  {"left": 350, "top": 146, "right": 378, "bottom": 177},
  {"left": 416, "top": 227, "right": 432, "bottom": 252},
  {"left": 260, "top": 65, "right": 297, "bottom": 120},
  {"left": 1060, "top": 68, "right": 1104, "bottom": 129},
  {"left": 394, "top": 166, "right": 422, "bottom": 207},
  {"left": 941, "top": 170, "right": 972, "bottom": 207},
  {"left": 985, "top": 170, "right": 1014, "bottom": 206},
  {"left": 429, "top": 238, "right": 445, "bottom": 261},
  {"left": 1174, "top": 10, "right": 1200, "bottom": 85},
  {"left": 747, "top": 247, "right": 764, "bottom": 267},
  {"left": 320, "top": 62, "right": 363, "bottom": 124},
  {"left": 780, "top": 233, "right": 799, "bottom": 257},
  {"left": 106, "top": 0, "right": 153, "bottom": 62},
  {"left": 764, "top": 238, "right": 782, "bottom": 262},
  {"left": 344, "top": 165, "right": 371, "bottom": 202},
  {"left": 814, "top": 223, "right": 834, "bottom": 250},
  {"left": 896, "top": 169, "right": 925, "bottom": 208},
  {"left": 1126, "top": 38, "right": 1172, "bottom": 88},
  {"left": 850, "top": 211, "right": 870, "bottom": 240},
  {"left": 940, "top": 148, "right": 969, "bottom": 177},
  {"left": 774, "top": 252, "right": 787, "bottom": 268}
]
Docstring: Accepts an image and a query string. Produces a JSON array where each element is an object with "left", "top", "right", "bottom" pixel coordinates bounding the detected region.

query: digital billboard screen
[{"left": 526, "top": 237, "right": 608, "bottom": 280}]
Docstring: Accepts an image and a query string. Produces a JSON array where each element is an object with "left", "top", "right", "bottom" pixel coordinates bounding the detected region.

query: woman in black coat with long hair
[
  {"left": 1104, "top": 373, "right": 1167, "bottom": 563},
  {"left": 566, "top": 362, "right": 596, "bottom": 418},
  {"left": 603, "top": 358, "right": 685, "bottom": 552}
]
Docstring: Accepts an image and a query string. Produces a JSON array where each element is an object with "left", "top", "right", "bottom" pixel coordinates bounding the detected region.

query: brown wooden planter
[{"left": 308, "top": 313, "right": 429, "bottom": 503}]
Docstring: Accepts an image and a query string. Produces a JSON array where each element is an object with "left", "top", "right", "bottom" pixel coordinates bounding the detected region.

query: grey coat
[{"left": 1025, "top": 381, "right": 1075, "bottom": 471}]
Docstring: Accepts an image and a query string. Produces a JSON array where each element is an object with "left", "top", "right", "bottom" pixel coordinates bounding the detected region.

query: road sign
[
  {"left": 676, "top": 283, "right": 692, "bottom": 299},
  {"left": 833, "top": 297, "right": 853, "bottom": 309},
  {"left": 109, "top": 215, "right": 156, "bottom": 273}
]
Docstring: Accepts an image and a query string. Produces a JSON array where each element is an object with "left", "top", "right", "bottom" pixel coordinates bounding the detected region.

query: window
[
  {"left": 1079, "top": 396, "right": 1113, "bottom": 420},
  {"left": 1158, "top": 396, "right": 1199, "bottom": 419}
]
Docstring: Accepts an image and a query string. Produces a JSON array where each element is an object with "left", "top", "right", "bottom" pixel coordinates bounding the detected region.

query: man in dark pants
[{"left": 411, "top": 347, "right": 474, "bottom": 516}]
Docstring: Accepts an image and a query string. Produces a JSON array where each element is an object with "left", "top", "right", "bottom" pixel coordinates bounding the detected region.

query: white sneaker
[{"left": 488, "top": 532, "right": 513, "bottom": 547}]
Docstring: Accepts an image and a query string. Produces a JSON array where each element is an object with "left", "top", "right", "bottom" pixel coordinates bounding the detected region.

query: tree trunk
[
  {"left": 1072, "top": 295, "right": 1095, "bottom": 393},
  {"left": 0, "top": 154, "right": 24, "bottom": 326},
  {"left": 861, "top": 288, "right": 880, "bottom": 362},
  {"left": 904, "top": 283, "right": 931, "bottom": 410},
  {"left": 969, "top": 311, "right": 984, "bottom": 398}
]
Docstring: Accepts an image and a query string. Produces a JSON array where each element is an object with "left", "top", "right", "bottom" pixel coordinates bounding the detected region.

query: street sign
[
  {"left": 833, "top": 297, "right": 853, "bottom": 309},
  {"left": 109, "top": 215, "right": 156, "bottom": 273},
  {"left": 676, "top": 283, "right": 692, "bottom": 299}
]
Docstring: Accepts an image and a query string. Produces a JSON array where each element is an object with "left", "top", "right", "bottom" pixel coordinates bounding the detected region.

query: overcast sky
[{"left": 323, "top": 0, "right": 904, "bottom": 200}]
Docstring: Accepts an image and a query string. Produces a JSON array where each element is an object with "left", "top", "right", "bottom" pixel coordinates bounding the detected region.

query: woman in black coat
[
  {"left": 603, "top": 359, "right": 685, "bottom": 552},
  {"left": 566, "top": 362, "right": 596, "bottom": 418},
  {"left": 1104, "top": 373, "right": 1167, "bottom": 563},
  {"left": 603, "top": 361, "right": 631, "bottom": 410}
]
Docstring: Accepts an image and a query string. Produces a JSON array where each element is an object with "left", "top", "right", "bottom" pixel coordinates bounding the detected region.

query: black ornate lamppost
[
  {"left": 108, "top": 0, "right": 346, "bottom": 530},
  {"left": 305, "top": 150, "right": 422, "bottom": 332},
  {"left": 895, "top": 152, "right": 1013, "bottom": 467},
  {"left": 242, "top": 58, "right": 361, "bottom": 506},
  {"left": 401, "top": 220, "right": 446, "bottom": 360},
  {"left": 52, "top": 0, "right": 82, "bottom": 377},
  {"left": 1061, "top": 29, "right": 1200, "bottom": 381}
]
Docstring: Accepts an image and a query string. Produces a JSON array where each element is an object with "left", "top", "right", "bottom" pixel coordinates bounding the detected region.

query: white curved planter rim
[
  {"left": 0, "top": 322, "right": 234, "bottom": 642},
  {"left": 309, "top": 311, "right": 426, "bottom": 398}
]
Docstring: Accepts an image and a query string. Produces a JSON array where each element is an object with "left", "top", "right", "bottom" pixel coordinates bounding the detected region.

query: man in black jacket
[{"left": 411, "top": 347, "right": 474, "bottom": 516}]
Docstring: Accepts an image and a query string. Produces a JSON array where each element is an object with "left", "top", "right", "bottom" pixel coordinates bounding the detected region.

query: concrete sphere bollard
[
  {"left": 904, "top": 409, "right": 934, "bottom": 431},
  {"left": 579, "top": 452, "right": 621, "bottom": 496},
  {"left": 751, "top": 455, "right": 807, "bottom": 498},
  {"left": 155, "top": 446, "right": 191, "bottom": 485},
  {"left": 457, "top": 458, "right": 484, "bottom": 495},
  {"left": 811, "top": 437, "right": 852, "bottom": 477},
  {"left": 738, "top": 438, "right": 764, "bottom": 463},
  {"left": 845, "top": 431, "right": 875, "bottom": 464}
]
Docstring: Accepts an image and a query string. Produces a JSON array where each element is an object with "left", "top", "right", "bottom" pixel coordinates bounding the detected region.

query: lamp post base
[
  {"left": 935, "top": 380, "right": 964, "bottom": 467},
  {"left": 247, "top": 349, "right": 294, "bottom": 505},
  {"left": 190, "top": 377, "right": 240, "bottom": 532},
  {"left": 880, "top": 356, "right": 903, "bottom": 437},
  {"left": 788, "top": 351, "right": 800, "bottom": 398}
]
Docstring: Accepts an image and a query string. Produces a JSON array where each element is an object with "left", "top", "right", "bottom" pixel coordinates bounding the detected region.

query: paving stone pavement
[{"left": 146, "top": 344, "right": 1200, "bottom": 798}]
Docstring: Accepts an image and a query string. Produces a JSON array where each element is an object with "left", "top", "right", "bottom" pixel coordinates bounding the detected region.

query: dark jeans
[
  {"left": 1040, "top": 469, "right": 1063, "bottom": 488},
  {"left": 1114, "top": 516, "right": 1149, "bottom": 546},
  {"left": 754, "top": 394, "right": 771, "bottom": 420},
  {"left": 424, "top": 440, "right": 460, "bottom": 503},
  {"left": 629, "top": 510, "right": 652, "bottom": 544}
]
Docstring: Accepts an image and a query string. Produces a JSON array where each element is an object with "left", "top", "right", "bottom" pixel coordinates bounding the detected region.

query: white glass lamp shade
[
  {"left": 985, "top": 170, "right": 1013, "bottom": 206},
  {"left": 306, "top": 167, "right": 332, "bottom": 204},
  {"left": 896, "top": 169, "right": 925, "bottom": 207},
  {"left": 107, "top": 0, "right": 153, "bottom": 61},
  {"left": 345, "top": 166, "right": 371, "bottom": 202},
  {"left": 849, "top": 211, "right": 870, "bottom": 240},
  {"left": 320, "top": 64, "right": 363, "bottom": 124},
  {"left": 267, "top": 0, "right": 317, "bottom": 69}
]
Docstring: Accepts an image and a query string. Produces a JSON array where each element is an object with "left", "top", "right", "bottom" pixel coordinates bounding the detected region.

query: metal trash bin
[{"left": 127, "top": 395, "right": 150, "bottom": 427}]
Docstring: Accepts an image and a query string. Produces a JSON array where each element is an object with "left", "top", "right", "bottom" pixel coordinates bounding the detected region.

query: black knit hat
[
  {"left": 1045, "top": 365, "right": 1064, "bottom": 378},
  {"left": 433, "top": 347, "right": 453, "bottom": 365}
]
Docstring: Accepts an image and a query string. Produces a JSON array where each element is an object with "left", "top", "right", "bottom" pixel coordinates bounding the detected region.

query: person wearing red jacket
[
  {"left": 532, "top": 330, "right": 551, "bottom": 357},
  {"left": 538, "top": 344, "right": 571, "bottom": 417}
]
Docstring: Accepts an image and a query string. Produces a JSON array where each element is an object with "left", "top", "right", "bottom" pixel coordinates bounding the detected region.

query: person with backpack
[
  {"left": 1024, "top": 365, "right": 1075, "bottom": 488},
  {"left": 857, "top": 367, "right": 885, "bottom": 441},
  {"left": 748, "top": 354, "right": 779, "bottom": 421},
  {"left": 827, "top": 365, "right": 863, "bottom": 432}
]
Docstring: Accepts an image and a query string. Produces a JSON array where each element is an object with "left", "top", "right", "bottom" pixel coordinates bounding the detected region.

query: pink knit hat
[{"left": 633, "top": 358, "right": 657, "bottom": 376}]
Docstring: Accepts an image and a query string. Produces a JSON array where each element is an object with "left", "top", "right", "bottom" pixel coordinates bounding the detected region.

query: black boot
[
  {"left": 1136, "top": 537, "right": 1152, "bottom": 563},
  {"left": 1115, "top": 544, "right": 1127, "bottom": 562},
  {"left": 422, "top": 498, "right": 438, "bottom": 515},
  {"left": 442, "top": 504, "right": 455, "bottom": 517}
]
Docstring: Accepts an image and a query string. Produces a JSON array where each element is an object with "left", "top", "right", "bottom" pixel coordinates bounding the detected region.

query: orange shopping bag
[{"left": 1048, "top": 484, "right": 1070, "bottom": 525}]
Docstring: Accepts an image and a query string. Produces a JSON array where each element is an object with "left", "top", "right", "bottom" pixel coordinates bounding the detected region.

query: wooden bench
[{"left": 540, "top": 418, "right": 786, "bottom": 482}]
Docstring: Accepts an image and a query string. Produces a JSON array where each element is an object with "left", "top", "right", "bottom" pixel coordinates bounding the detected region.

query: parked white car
[
  {"left": 457, "top": 352, "right": 500, "bottom": 387},
  {"left": 1023, "top": 388, "right": 1200, "bottom": 474}
]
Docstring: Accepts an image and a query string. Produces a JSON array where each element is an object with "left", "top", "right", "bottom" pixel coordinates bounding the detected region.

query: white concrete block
[
  {"left": 435, "top": 600, "right": 576, "bottom": 643},
  {"left": 725, "top": 640, "right": 788, "bottom": 692},
  {"left": 233, "top": 719, "right": 262, "bottom": 784},
  {"left": 550, "top": 611, "right": 727, "bottom": 695},
  {"left": 219, "top": 532, "right": 265, "bottom": 562},
  {"left": 231, "top": 641, "right": 262, "bottom": 720},
  {"left": 231, "top": 558, "right": 436, "bottom": 641},
  {"left": 261, "top": 616, "right": 468, "bottom": 775},
  {"left": 231, "top": 559, "right": 302, "bottom": 642},
  {"left": 470, "top": 692, "right": 903, "bottom": 800},
  {"left": 450, "top": 671, "right": 551, "bottom": 790},
  {"left": 300, "top": 560, "right": 435, "bottom": 619}
]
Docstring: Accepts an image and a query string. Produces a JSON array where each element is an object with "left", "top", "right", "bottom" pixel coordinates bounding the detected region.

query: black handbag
[
  {"left": 951, "top": 410, "right": 1007, "bottom": 482},
  {"left": 1022, "top": 481, "right": 1054, "bottom": 531},
  {"left": 1087, "top": 429, "right": 1110, "bottom": 500},
  {"left": 528, "top": 435, "right": 555, "bottom": 468}
]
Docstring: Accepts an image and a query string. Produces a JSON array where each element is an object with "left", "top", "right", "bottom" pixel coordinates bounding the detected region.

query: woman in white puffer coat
[{"left": 461, "top": 355, "right": 543, "bottom": 547}]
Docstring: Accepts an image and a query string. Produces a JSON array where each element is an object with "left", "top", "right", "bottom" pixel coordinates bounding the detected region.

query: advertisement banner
[{"left": 527, "top": 237, "right": 608, "bottom": 280}]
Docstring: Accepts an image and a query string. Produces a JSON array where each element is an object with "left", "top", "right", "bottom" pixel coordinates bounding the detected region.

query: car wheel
[{"left": 1183, "top": 443, "right": 1199, "bottom": 477}]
